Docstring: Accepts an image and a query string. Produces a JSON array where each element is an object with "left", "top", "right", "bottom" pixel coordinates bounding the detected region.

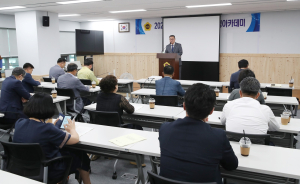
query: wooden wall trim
[{"left": 220, "top": 53, "right": 300, "bottom": 58}]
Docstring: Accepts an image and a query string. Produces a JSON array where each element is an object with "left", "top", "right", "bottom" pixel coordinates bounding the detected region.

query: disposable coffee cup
[
  {"left": 281, "top": 113, "right": 289, "bottom": 125},
  {"left": 239, "top": 137, "right": 251, "bottom": 157},
  {"left": 51, "top": 78, "right": 55, "bottom": 84},
  {"left": 51, "top": 89, "right": 57, "bottom": 99},
  {"left": 149, "top": 98, "right": 155, "bottom": 109},
  {"left": 289, "top": 83, "right": 294, "bottom": 88},
  {"left": 262, "top": 92, "right": 268, "bottom": 100},
  {"left": 92, "top": 81, "right": 96, "bottom": 88},
  {"left": 214, "top": 87, "right": 220, "bottom": 97},
  {"left": 283, "top": 110, "right": 292, "bottom": 123}
]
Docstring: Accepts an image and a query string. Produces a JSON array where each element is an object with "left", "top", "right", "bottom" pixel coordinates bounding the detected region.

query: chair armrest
[
  {"left": 120, "top": 123, "right": 131, "bottom": 128},
  {"left": 42, "top": 155, "right": 73, "bottom": 167},
  {"left": 0, "top": 151, "right": 6, "bottom": 159}
]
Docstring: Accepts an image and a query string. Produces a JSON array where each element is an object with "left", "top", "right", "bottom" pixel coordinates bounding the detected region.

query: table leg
[
  {"left": 290, "top": 133, "right": 294, "bottom": 148},
  {"left": 294, "top": 105, "right": 298, "bottom": 116},
  {"left": 135, "top": 154, "right": 145, "bottom": 184},
  {"left": 128, "top": 83, "right": 133, "bottom": 103},
  {"left": 64, "top": 101, "right": 67, "bottom": 115},
  {"left": 55, "top": 103, "right": 63, "bottom": 114}
]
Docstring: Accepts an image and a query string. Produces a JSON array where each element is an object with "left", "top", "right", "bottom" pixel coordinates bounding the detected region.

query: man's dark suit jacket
[
  {"left": 165, "top": 42, "right": 183, "bottom": 65},
  {"left": 159, "top": 117, "right": 238, "bottom": 184},
  {"left": 0, "top": 76, "right": 31, "bottom": 119},
  {"left": 229, "top": 69, "right": 242, "bottom": 91},
  {"left": 22, "top": 73, "right": 41, "bottom": 93}
]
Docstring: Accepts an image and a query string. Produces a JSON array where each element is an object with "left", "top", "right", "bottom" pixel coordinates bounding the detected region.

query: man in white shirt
[{"left": 221, "top": 77, "right": 280, "bottom": 134}]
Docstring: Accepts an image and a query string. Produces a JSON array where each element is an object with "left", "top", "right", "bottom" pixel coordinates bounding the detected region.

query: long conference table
[
  {"left": 69, "top": 122, "right": 300, "bottom": 184},
  {"left": 0, "top": 170, "right": 43, "bottom": 184},
  {"left": 84, "top": 103, "right": 300, "bottom": 148},
  {"left": 131, "top": 89, "right": 299, "bottom": 114}
]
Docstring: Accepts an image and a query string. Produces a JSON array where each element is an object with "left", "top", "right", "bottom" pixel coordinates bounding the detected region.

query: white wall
[
  {"left": 0, "top": 14, "right": 15, "bottom": 29},
  {"left": 80, "top": 18, "right": 163, "bottom": 53},
  {"left": 59, "top": 20, "right": 80, "bottom": 32},
  {"left": 220, "top": 11, "right": 300, "bottom": 54}
]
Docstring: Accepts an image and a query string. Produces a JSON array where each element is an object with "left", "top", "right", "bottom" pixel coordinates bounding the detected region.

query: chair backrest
[
  {"left": 1, "top": 141, "right": 45, "bottom": 180},
  {"left": 147, "top": 171, "right": 217, "bottom": 184},
  {"left": 266, "top": 87, "right": 292, "bottom": 97},
  {"left": 80, "top": 79, "right": 92, "bottom": 85},
  {"left": 150, "top": 95, "right": 178, "bottom": 107},
  {"left": 88, "top": 110, "right": 121, "bottom": 127},
  {"left": 42, "top": 77, "right": 57, "bottom": 83},
  {"left": 56, "top": 88, "right": 76, "bottom": 111},
  {"left": 5, "top": 69, "right": 12, "bottom": 78},
  {"left": 225, "top": 131, "right": 270, "bottom": 145}
]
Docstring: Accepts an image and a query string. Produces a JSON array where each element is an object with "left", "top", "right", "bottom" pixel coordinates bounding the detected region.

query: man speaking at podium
[{"left": 165, "top": 35, "right": 183, "bottom": 79}]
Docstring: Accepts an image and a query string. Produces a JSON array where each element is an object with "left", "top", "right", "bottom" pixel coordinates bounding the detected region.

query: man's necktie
[{"left": 171, "top": 45, "right": 174, "bottom": 53}]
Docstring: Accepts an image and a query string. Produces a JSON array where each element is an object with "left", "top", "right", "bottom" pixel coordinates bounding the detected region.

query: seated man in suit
[
  {"left": 0, "top": 67, "right": 31, "bottom": 125},
  {"left": 57, "top": 63, "right": 90, "bottom": 112},
  {"left": 77, "top": 59, "right": 100, "bottom": 85},
  {"left": 221, "top": 77, "right": 280, "bottom": 135},
  {"left": 155, "top": 65, "right": 185, "bottom": 96},
  {"left": 228, "top": 69, "right": 265, "bottom": 104},
  {"left": 159, "top": 83, "right": 238, "bottom": 184},
  {"left": 49, "top": 58, "right": 66, "bottom": 80},
  {"left": 22, "top": 63, "right": 41, "bottom": 93},
  {"left": 229, "top": 59, "right": 249, "bottom": 91}
]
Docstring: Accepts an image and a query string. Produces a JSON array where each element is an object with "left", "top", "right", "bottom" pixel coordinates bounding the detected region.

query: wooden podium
[{"left": 156, "top": 53, "right": 181, "bottom": 79}]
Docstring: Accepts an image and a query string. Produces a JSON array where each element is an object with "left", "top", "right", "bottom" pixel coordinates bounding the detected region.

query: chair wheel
[{"left": 112, "top": 172, "right": 117, "bottom": 179}]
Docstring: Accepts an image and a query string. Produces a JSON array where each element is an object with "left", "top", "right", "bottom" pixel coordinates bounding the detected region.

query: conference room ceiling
[{"left": 0, "top": 0, "right": 300, "bottom": 22}]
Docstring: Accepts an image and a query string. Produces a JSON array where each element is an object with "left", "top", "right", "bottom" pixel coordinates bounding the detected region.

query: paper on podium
[
  {"left": 76, "top": 126, "right": 94, "bottom": 137},
  {"left": 109, "top": 133, "right": 147, "bottom": 147}
]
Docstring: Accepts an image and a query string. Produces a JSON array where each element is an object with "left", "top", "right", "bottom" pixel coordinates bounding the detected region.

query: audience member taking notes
[
  {"left": 228, "top": 69, "right": 265, "bottom": 104},
  {"left": 221, "top": 77, "right": 280, "bottom": 134},
  {"left": 0, "top": 67, "right": 31, "bottom": 125},
  {"left": 13, "top": 93, "right": 91, "bottom": 184},
  {"left": 155, "top": 65, "right": 185, "bottom": 96},
  {"left": 58, "top": 63, "right": 91, "bottom": 112},
  {"left": 49, "top": 58, "right": 66, "bottom": 80},
  {"left": 22, "top": 63, "right": 41, "bottom": 93},
  {"left": 77, "top": 59, "right": 100, "bottom": 85},
  {"left": 229, "top": 59, "right": 249, "bottom": 91},
  {"left": 159, "top": 83, "right": 238, "bottom": 184}
]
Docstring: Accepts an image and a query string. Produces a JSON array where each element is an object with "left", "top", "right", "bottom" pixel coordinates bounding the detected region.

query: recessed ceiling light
[
  {"left": 88, "top": 19, "right": 115, "bottom": 21},
  {"left": 58, "top": 14, "right": 81, "bottom": 17},
  {"left": 109, "top": 9, "right": 147, "bottom": 13},
  {"left": 57, "top": 0, "right": 102, "bottom": 5},
  {"left": 0, "top": 6, "right": 26, "bottom": 10},
  {"left": 186, "top": 3, "right": 232, "bottom": 8}
]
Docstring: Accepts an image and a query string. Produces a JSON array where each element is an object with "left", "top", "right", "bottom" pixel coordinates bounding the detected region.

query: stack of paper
[{"left": 109, "top": 133, "right": 147, "bottom": 147}]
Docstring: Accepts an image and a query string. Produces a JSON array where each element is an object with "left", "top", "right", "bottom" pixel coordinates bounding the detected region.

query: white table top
[
  {"left": 135, "top": 79, "right": 224, "bottom": 87},
  {"left": 132, "top": 104, "right": 184, "bottom": 119},
  {"left": 77, "top": 122, "right": 300, "bottom": 180},
  {"left": 174, "top": 110, "right": 300, "bottom": 134},
  {"left": 84, "top": 103, "right": 145, "bottom": 112},
  {"left": 31, "top": 93, "right": 70, "bottom": 103},
  {"left": 38, "top": 82, "right": 100, "bottom": 92},
  {"left": 97, "top": 78, "right": 134, "bottom": 85},
  {"left": 132, "top": 89, "right": 156, "bottom": 96},
  {"left": 0, "top": 78, "right": 5, "bottom": 82},
  {"left": 0, "top": 170, "right": 43, "bottom": 184},
  {"left": 217, "top": 93, "right": 299, "bottom": 105},
  {"left": 223, "top": 82, "right": 294, "bottom": 89},
  {"left": 0, "top": 113, "right": 4, "bottom": 117}
]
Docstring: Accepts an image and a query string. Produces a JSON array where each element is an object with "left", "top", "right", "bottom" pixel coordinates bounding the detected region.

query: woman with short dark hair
[
  {"left": 13, "top": 93, "right": 91, "bottom": 184},
  {"left": 97, "top": 75, "right": 138, "bottom": 126}
]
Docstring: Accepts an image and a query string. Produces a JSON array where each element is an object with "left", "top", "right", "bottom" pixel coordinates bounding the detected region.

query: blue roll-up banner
[{"left": 247, "top": 13, "right": 260, "bottom": 32}]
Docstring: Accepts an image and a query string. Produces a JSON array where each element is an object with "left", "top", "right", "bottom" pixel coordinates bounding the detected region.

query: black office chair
[
  {"left": 150, "top": 95, "right": 178, "bottom": 107},
  {"left": 43, "top": 77, "right": 57, "bottom": 83},
  {"left": 87, "top": 110, "right": 129, "bottom": 179},
  {"left": 225, "top": 131, "right": 270, "bottom": 145},
  {"left": 56, "top": 88, "right": 88, "bottom": 122},
  {"left": 80, "top": 79, "right": 92, "bottom": 85},
  {"left": 0, "top": 142, "right": 73, "bottom": 184},
  {"left": 266, "top": 87, "right": 292, "bottom": 97},
  {"left": 147, "top": 171, "right": 217, "bottom": 184}
]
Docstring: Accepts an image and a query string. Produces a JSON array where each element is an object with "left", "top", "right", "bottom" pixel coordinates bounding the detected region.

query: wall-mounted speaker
[{"left": 43, "top": 16, "right": 49, "bottom": 27}]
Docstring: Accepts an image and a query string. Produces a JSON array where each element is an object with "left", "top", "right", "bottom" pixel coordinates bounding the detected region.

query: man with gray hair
[
  {"left": 0, "top": 67, "right": 31, "bottom": 125},
  {"left": 221, "top": 77, "right": 280, "bottom": 134}
]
